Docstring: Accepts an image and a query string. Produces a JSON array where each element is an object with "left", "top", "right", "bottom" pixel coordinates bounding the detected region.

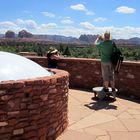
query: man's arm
[{"left": 92, "top": 36, "right": 100, "bottom": 47}]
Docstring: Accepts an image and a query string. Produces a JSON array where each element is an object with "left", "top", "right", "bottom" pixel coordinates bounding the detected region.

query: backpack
[{"left": 111, "top": 42, "right": 124, "bottom": 73}]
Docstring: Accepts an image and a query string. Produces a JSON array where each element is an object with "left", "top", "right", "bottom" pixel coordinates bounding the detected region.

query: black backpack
[{"left": 111, "top": 42, "right": 124, "bottom": 73}]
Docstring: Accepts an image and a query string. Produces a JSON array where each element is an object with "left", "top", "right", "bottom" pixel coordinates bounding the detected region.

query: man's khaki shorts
[{"left": 101, "top": 62, "right": 114, "bottom": 81}]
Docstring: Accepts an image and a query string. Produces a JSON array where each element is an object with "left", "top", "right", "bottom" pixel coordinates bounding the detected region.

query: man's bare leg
[
  {"left": 110, "top": 80, "right": 116, "bottom": 99},
  {"left": 103, "top": 81, "right": 109, "bottom": 92},
  {"left": 110, "top": 81, "right": 115, "bottom": 89},
  {"left": 104, "top": 81, "right": 109, "bottom": 89}
]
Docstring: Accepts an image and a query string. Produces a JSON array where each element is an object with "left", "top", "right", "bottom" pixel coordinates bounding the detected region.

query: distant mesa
[
  {"left": 4, "top": 30, "right": 33, "bottom": 38},
  {"left": 0, "top": 30, "right": 140, "bottom": 45}
]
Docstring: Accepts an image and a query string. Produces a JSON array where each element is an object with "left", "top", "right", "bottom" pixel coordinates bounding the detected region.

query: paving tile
[
  {"left": 96, "top": 135, "right": 110, "bottom": 140},
  {"left": 98, "top": 104, "right": 127, "bottom": 117},
  {"left": 127, "top": 109, "right": 140, "bottom": 115},
  {"left": 68, "top": 95, "right": 81, "bottom": 106},
  {"left": 68, "top": 118, "right": 76, "bottom": 125},
  {"left": 56, "top": 130, "right": 95, "bottom": 140},
  {"left": 83, "top": 126, "right": 107, "bottom": 136},
  {"left": 69, "top": 89, "right": 93, "bottom": 103},
  {"left": 117, "top": 111, "right": 133, "bottom": 119},
  {"left": 94, "top": 120, "right": 128, "bottom": 132},
  {"left": 68, "top": 112, "right": 116, "bottom": 130},
  {"left": 57, "top": 89, "right": 140, "bottom": 140},
  {"left": 118, "top": 98, "right": 140, "bottom": 109},
  {"left": 120, "top": 118, "right": 140, "bottom": 131},
  {"left": 68, "top": 105, "right": 93, "bottom": 121},
  {"left": 132, "top": 115, "right": 140, "bottom": 119},
  {"left": 109, "top": 131, "right": 140, "bottom": 140}
]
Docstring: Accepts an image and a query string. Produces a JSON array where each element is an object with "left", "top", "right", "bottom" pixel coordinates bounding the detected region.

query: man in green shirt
[{"left": 94, "top": 32, "right": 116, "bottom": 93}]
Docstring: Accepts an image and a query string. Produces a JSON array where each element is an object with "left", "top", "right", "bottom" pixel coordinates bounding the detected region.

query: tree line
[{"left": 0, "top": 39, "right": 140, "bottom": 61}]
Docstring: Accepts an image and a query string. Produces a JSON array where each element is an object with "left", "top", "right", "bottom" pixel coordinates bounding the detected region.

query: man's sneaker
[
  {"left": 112, "top": 88, "right": 116, "bottom": 100},
  {"left": 102, "top": 87, "right": 109, "bottom": 92},
  {"left": 112, "top": 92, "right": 116, "bottom": 100}
]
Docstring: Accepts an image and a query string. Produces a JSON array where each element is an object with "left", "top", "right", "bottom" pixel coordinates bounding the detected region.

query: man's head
[{"left": 104, "top": 31, "right": 110, "bottom": 40}]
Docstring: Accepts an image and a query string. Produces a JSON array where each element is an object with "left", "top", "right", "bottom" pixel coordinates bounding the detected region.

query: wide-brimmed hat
[
  {"left": 50, "top": 49, "right": 58, "bottom": 53},
  {"left": 48, "top": 47, "right": 58, "bottom": 54}
]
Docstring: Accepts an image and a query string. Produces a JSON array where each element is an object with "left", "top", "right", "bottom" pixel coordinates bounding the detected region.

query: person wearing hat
[
  {"left": 94, "top": 31, "right": 116, "bottom": 94},
  {"left": 47, "top": 47, "right": 60, "bottom": 68}
]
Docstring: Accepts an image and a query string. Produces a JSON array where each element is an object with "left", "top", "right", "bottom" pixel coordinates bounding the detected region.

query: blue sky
[{"left": 0, "top": 0, "right": 140, "bottom": 39}]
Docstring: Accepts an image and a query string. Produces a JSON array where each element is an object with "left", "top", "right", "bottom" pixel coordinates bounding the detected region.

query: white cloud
[
  {"left": 0, "top": 19, "right": 58, "bottom": 34},
  {"left": 61, "top": 19, "right": 74, "bottom": 24},
  {"left": 70, "top": 4, "right": 86, "bottom": 11},
  {"left": 93, "top": 17, "right": 107, "bottom": 22},
  {"left": 16, "top": 19, "right": 25, "bottom": 24},
  {"left": 41, "top": 11, "right": 55, "bottom": 17},
  {"left": 116, "top": 6, "right": 136, "bottom": 14},
  {"left": 111, "top": 26, "right": 140, "bottom": 39},
  {"left": 41, "top": 23, "right": 57, "bottom": 29},
  {"left": 79, "top": 22, "right": 140, "bottom": 39},
  {"left": 70, "top": 4, "right": 94, "bottom": 15},
  {"left": 80, "top": 22, "right": 95, "bottom": 30},
  {"left": 1, "top": 19, "right": 140, "bottom": 39},
  {"left": 0, "top": 21, "right": 16, "bottom": 27},
  {"left": 16, "top": 19, "right": 38, "bottom": 29},
  {"left": 25, "top": 20, "right": 38, "bottom": 29},
  {"left": 0, "top": 21, "right": 22, "bottom": 34}
]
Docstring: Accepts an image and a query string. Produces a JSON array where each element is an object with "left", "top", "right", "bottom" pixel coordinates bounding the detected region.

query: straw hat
[{"left": 48, "top": 47, "right": 58, "bottom": 54}]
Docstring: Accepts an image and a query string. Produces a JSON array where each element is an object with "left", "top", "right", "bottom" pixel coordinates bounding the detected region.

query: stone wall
[
  {"left": 58, "top": 58, "right": 102, "bottom": 89},
  {"left": 18, "top": 52, "right": 37, "bottom": 56},
  {"left": 26, "top": 55, "right": 140, "bottom": 98},
  {"left": 58, "top": 58, "right": 140, "bottom": 99},
  {"left": 27, "top": 56, "right": 48, "bottom": 68},
  {"left": 0, "top": 69, "right": 69, "bottom": 140}
]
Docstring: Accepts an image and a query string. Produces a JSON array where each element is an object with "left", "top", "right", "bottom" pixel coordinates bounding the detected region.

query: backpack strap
[
  {"left": 112, "top": 41, "right": 122, "bottom": 55},
  {"left": 112, "top": 41, "right": 117, "bottom": 50}
]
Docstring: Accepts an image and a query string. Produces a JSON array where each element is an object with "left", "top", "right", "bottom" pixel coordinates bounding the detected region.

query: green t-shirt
[{"left": 96, "top": 40, "right": 114, "bottom": 62}]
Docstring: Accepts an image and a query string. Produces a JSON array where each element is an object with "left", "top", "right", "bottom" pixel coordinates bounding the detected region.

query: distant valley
[
  {"left": 32, "top": 34, "right": 140, "bottom": 46},
  {"left": 1, "top": 34, "right": 140, "bottom": 46}
]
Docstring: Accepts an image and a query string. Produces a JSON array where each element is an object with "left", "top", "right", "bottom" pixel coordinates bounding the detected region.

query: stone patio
[{"left": 57, "top": 89, "right": 140, "bottom": 140}]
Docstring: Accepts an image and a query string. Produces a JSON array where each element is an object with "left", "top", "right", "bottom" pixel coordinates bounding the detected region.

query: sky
[{"left": 0, "top": 0, "right": 140, "bottom": 39}]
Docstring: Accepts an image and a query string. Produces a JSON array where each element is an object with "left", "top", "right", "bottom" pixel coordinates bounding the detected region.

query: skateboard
[{"left": 92, "top": 87, "right": 118, "bottom": 100}]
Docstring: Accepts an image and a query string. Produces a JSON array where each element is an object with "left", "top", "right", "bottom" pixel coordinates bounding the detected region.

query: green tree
[
  {"left": 63, "top": 46, "right": 71, "bottom": 56},
  {"left": 59, "top": 43, "right": 65, "bottom": 54}
]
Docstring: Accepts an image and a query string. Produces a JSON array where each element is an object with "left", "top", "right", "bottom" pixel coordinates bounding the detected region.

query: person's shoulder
[{"left": 109, "top": 40, "right": 116, "bottom": 44}]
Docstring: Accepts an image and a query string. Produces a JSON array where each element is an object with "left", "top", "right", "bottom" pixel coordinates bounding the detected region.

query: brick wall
[
  {"left": 0, "top": 69, "right": 69, "bottom": 140},
  {"left": 19, "top": 52, "right": 37, "bottom": 56},
  {"left": 58, "top": 58, "right": 102, "bottom": 89},
  {"left": 58, "top": 58, "right": 140, "bottom": 99},
  {"left": 27, "top": 56, "right": 48, "bottom": 68},
  {"left": 26, "top": 55, "right": 140, "bottom": 98}
]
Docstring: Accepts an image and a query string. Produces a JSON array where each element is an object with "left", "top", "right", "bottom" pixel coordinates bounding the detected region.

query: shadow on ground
[{"left": 84, "top": 96, "right": 117, "bottom": 110}]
